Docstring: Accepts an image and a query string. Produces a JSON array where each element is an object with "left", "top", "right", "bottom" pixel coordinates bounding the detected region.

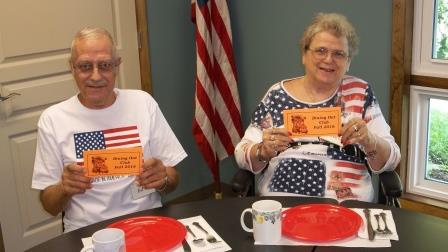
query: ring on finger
[{"left": 353, "top": 125, "right": 359, "bottom": 132}]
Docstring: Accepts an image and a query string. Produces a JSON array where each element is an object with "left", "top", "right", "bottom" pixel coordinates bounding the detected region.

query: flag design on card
[{"left": 74, "top": 126, "right": 141, "bottom": 165}]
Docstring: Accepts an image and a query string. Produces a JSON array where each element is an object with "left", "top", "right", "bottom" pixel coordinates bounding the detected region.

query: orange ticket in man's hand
[
  {"left": 83, "top": 147, "right": 143, "bottom": 177},
  {"left": 283, "top": 107, "right": 341, "bottom": 137}
]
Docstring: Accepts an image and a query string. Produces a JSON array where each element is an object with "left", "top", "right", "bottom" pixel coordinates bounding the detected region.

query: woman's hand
[
  {"left": 341, "top": 118, "right": 376, "bottom": 150},
  {"left": 259, "top": 128, "right": 292, "bottom": 161},
  {"left": 341, "top": 118, "right": 393, "bottom": 171}
]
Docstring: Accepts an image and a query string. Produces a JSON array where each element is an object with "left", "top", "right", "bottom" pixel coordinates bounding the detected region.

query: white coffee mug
[
  {"left": 80, "top": 228, "right": 126, "bottom": 252},
  {"left": 240, "top": 199, "right": 282, "bottom": 243}
]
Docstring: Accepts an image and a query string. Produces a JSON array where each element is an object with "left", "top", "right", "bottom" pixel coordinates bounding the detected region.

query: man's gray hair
[{"left": 70, "top": 27, "right": 117, "bottom": 61}]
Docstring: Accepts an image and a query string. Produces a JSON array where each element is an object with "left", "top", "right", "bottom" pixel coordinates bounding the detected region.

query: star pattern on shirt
[
  {"left": 268, "top": 158, "right": 326, "bottom": 196},
  {"left": 252, "top": 85, "right": 337, "bottom": 127},
  {"left": 327, "top": 147, "right": 364, "bottom": 163}
]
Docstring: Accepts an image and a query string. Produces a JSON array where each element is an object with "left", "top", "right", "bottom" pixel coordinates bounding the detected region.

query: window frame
[
  {"left": 412, "top": 0, "right": 448, "bottom": 78},
  {"left": 391, "top": 0, "right": 448, "bottom": 210},
  {"left": 389, "top": 0, "right": 448, "bottom": 213},
  {"left": 407, "top": 85, "right": 448, "bottom": 202}
]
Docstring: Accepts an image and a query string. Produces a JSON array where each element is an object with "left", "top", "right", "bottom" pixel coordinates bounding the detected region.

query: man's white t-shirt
[{"left": 32, "top": 89, "right": 187, "bottom": 232}]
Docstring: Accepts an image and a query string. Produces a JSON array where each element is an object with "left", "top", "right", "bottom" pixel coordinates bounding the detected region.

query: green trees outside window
[
  {"left": 427, "top": 99, "right": 448, "bottom": 183},
  {"left": 435, "top": 0, "right": 448, "bottom": 59}
]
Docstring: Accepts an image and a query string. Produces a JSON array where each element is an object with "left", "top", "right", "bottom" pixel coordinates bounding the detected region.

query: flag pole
[
  {"left": 192, "top": 0, "right": 242, "bottom": 201},
  {"left": 214, "top": 160, "right": 222, "bottom": 199}
]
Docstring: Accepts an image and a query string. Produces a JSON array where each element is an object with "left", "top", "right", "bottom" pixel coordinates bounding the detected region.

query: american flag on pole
[
  {"left": 74, "top": 125, "right": 141, "bottom": 165},
  {"left": 191, "top": 0, "right": 243, "bottom": 191}
]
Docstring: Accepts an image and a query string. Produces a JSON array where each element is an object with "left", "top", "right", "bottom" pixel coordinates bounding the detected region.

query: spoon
[{"left": 185, "top": 225, "right": 205, "bottom": 247}]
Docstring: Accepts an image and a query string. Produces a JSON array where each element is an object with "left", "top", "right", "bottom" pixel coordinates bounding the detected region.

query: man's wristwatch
[{"left": 156, "top": 176, "right": 168, "bottom": 192}]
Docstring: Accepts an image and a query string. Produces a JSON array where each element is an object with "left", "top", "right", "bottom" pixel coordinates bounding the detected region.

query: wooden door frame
[
  {"left": 135, "top": 0, "right": 152, "bottom": 94},
  {"left": 390, "top": 0, "right": 448, "bottom": 219}
]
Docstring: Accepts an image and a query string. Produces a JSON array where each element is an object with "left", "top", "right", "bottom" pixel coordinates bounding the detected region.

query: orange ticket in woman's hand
[
  {"left": 283, "top": 107, "right": 341, "bottom": 137},
  {"left": 83, "top": 147, "right": 143, "bottom": 177}
]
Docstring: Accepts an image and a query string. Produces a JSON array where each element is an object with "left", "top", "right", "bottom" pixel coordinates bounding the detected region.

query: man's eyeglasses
[
  {"left": 308, "top": 47, "right": 349, "bottom": 61},
  {"left": 73, "top": 59, "right": 119, "bottom": 73}
]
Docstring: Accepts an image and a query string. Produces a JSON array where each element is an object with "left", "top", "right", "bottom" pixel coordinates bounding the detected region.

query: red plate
[
  {"left": 108, "top": 216, "right": 186, "bottom": 252},
  {"left": 282, "top": 204, "right": 361, "bottom": 242}
]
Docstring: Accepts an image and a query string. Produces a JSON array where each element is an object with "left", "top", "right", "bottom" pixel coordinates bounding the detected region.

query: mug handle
[
  {"left": 240, "top": 208, "right": 253, "bottom": 233},
  {"left": 80, "top": 245, "right": 94, "bottom": 252}
]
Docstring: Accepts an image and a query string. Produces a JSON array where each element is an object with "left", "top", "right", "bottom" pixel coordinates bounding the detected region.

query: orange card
[
  {"left": 83, "top": 147, "right": 143, "bottom": 177},
  {"left": 283, "top": 107, "right": 341, "bottom": 137}
]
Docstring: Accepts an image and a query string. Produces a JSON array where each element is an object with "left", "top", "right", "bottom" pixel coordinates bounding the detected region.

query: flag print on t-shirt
[
  {"left": 74, "top": 126, "right": 141, "bottom": 166},
  {"left": 327, "top": 146, "right": 368, "bottom": 200}
]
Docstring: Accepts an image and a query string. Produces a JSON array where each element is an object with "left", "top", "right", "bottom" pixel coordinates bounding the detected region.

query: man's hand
[
  {"left": 136, "top": 158, "right": 179, "bottom": 193},
  {"left": 40, "top": 163, "right": 92, "bottom": 216},
  {"left": 136, "top": 158, "right": 167, "bottom": 190},
  {"left": 61, "top": 163, "right": 93, "bottom": 196}
]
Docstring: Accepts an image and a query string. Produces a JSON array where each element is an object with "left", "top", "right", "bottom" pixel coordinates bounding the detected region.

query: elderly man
[{"left": 31, "top": 27, "right": 187, "bottom": 232}]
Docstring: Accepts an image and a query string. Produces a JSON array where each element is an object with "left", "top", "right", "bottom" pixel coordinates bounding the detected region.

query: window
[
  {"left": 412, "top": 0, "right": 448, "bottom": 77},
  {"left": 408, "top": 86, "right": 448, "bottom": 202},
  {"left": 433, "top": 0, "right": 448, "bottom": 60},
  {"left": 409, "top": 0, "right": 448, "bottom": 204}
]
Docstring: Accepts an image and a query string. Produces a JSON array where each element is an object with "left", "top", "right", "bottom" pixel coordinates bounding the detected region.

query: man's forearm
[{"left": 39, "top": 182, "right": 71, "bottom": 216}]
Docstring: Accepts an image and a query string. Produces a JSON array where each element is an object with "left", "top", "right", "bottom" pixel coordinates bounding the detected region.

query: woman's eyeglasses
[
  {"left": 308, "top": 47, "right": 349, "bottom": 61},
  {"left": 73, "top": 59, "right": 119, "bottom": 73}
]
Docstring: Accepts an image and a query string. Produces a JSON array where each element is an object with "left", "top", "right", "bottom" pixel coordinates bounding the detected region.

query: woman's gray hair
[
  {"left": 300, "top": 13, "right": 359, "bottom": 58},
  {"left": 70, "top": 27, "right": 117, "bottom": 61}
]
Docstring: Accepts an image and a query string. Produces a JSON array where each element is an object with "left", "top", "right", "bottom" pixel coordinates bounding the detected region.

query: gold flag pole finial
[{"left": 214, "top": 191, "right": 223, "bottom": 200}]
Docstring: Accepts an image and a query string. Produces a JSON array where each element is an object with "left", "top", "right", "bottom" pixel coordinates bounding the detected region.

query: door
[{"left": 0, "top": 1, "right": 142, "bottom": 251}]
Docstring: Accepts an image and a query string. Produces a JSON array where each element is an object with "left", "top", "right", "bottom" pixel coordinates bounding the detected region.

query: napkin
[
  {"left": 80, "top": 216, "right": 232, "bottom": 252},
  {"left": 254, "top": 207, "right": 393, "bottom": 248},
  {"left": 172, "top": 215, "right": 231, "bottom": 252},
  {"left": 81, "top": 237, "right": 92, "bottom": 248},
  {"left": 352, "top": 208, "right": 399, "bottom": 241},
  {"left": 255, "top": 233, "right": 391, "bottom": 247}
]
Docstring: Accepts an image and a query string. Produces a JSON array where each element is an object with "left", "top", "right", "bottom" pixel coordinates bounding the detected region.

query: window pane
[
  {"left": 426, "top": 98, "right": 448, "bottom": 183},
  {"left": 433, "top": 0, "right": 448, "bottom": 60}
]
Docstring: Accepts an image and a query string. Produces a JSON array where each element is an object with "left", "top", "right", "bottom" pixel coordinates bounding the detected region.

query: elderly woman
[{"left": 234, "top": 13, "right": 400, "bottom": 202}]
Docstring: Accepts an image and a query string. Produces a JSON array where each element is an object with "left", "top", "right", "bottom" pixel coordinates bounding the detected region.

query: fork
[
  {"left": 374, "top": 214, "right": 385, "bottom": 233},
  {"left": 380, "top": 212, "right": 393, "bottom": 235},
  {"left": 192, "top": 221, "right": 221, "bottom": 243}
]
